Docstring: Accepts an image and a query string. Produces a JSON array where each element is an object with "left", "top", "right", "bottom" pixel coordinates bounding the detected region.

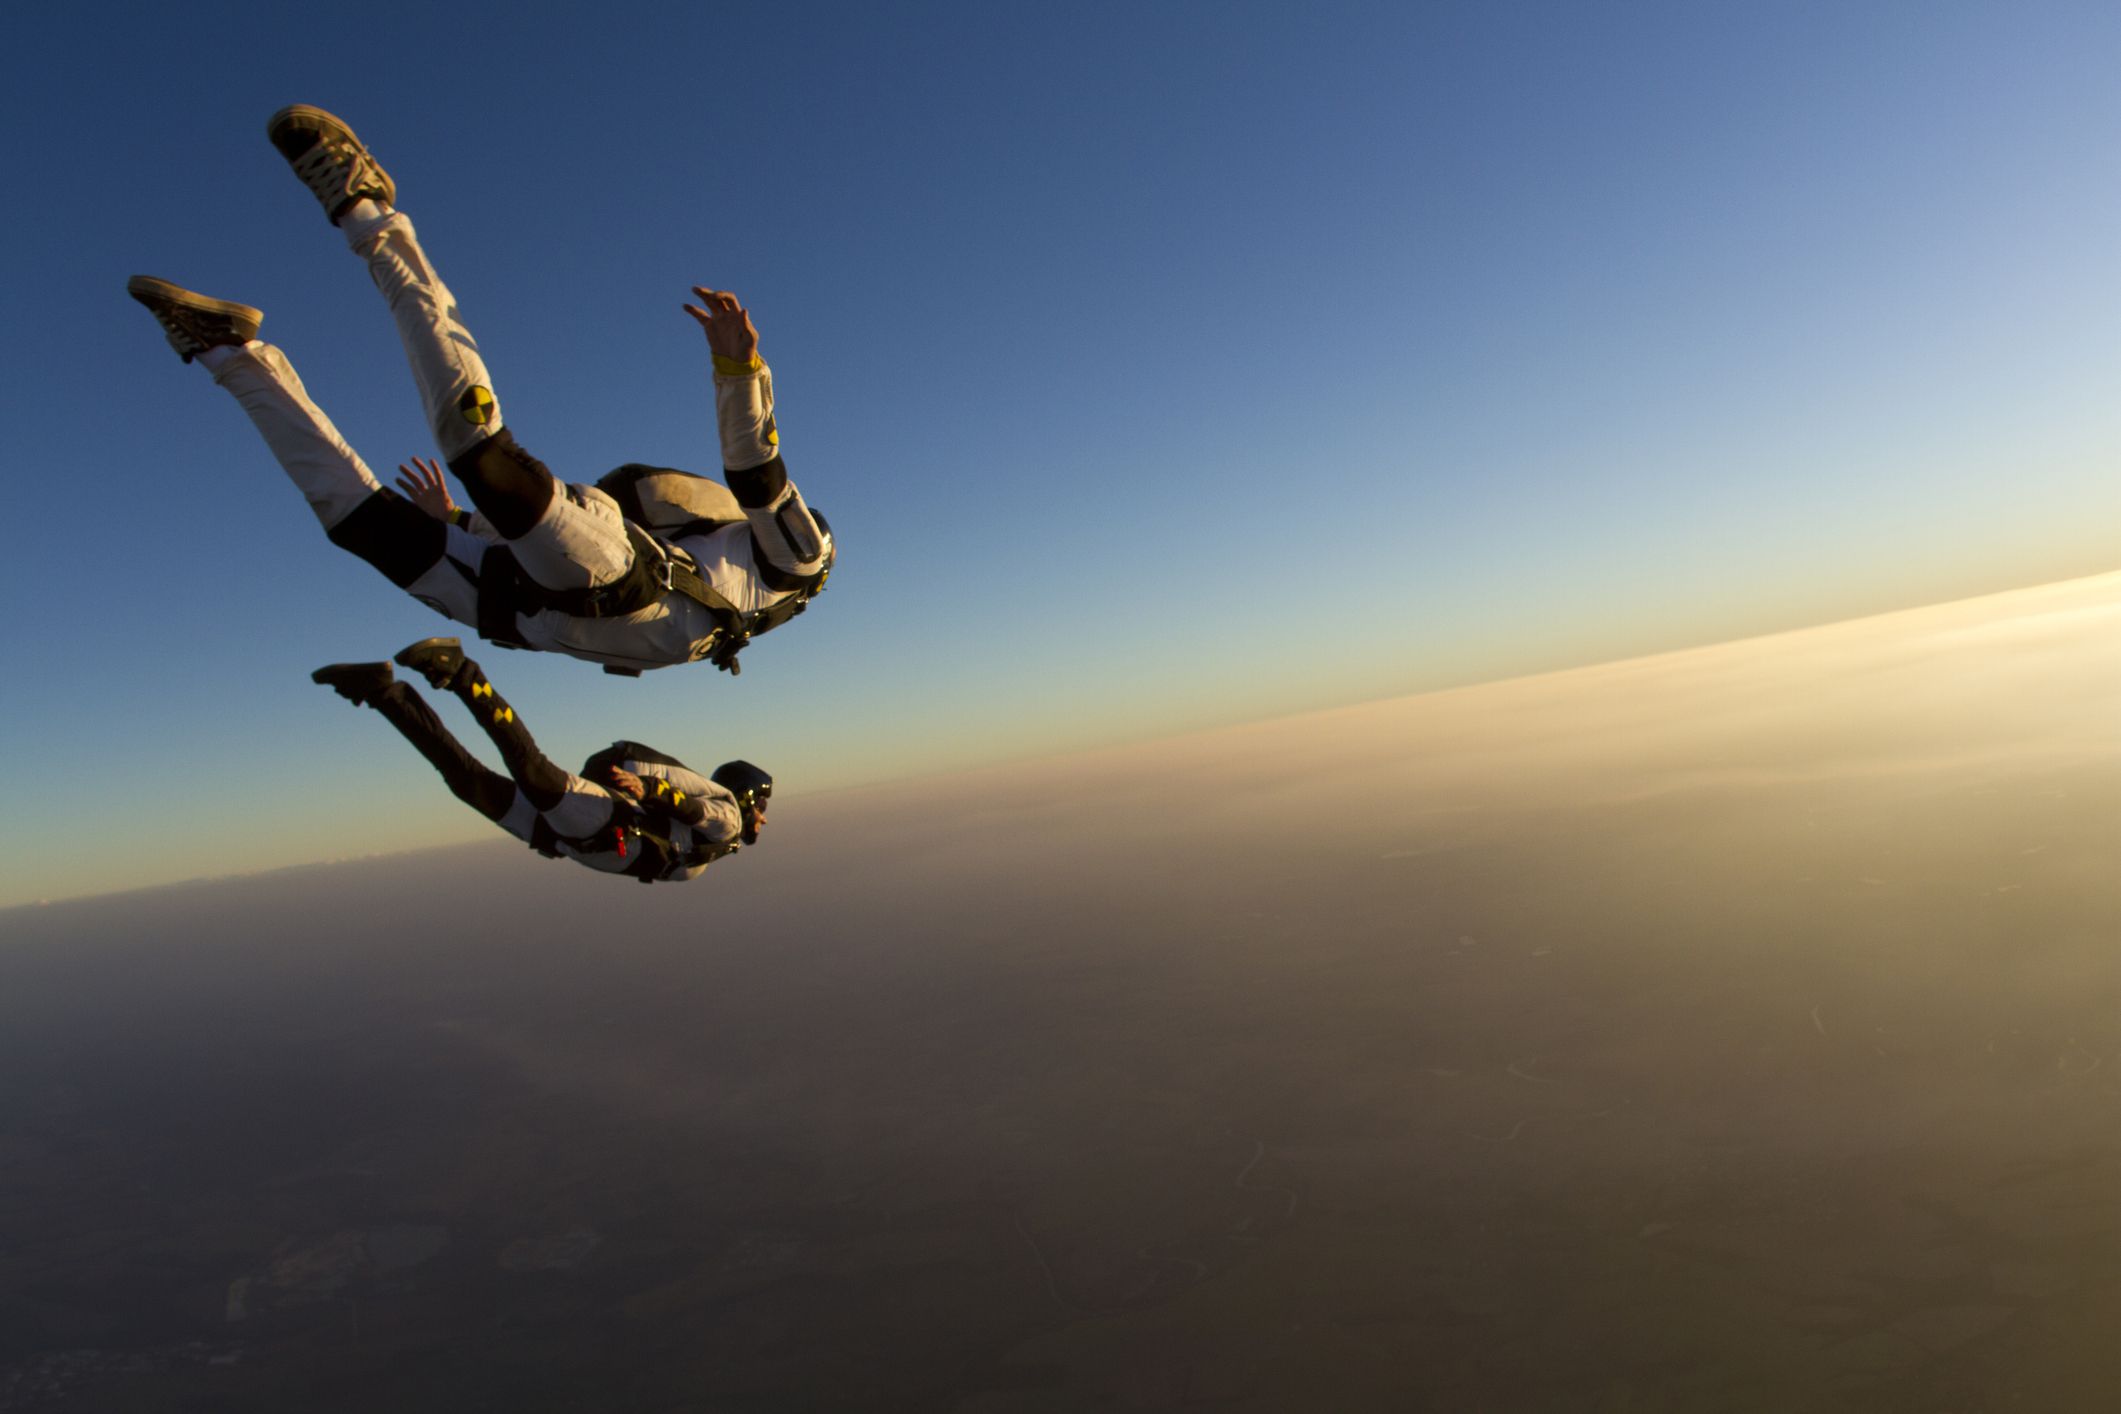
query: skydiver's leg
[
  {"left": 393, "top": 640, "right": 625, "bottom": 841},
  {"left": 446, "top": 434, "right": 638, "bottom": 592},
  {"left": 268, "top": 109, "right": 538, "bottom": 536},
  {"left": 338, "top": 206, "right": 503, "bottom": 468},
  {"left": 338, "top": 206, "right": 636, "bottom": 592},
  {"left": 207, "top": 341, "right": 383, "bottom": 529},
  {"left": 414, "top": 652, "right": 574, "bottom": 809},
  {"left": 336, "top": 203, "right": 546, "bottom": 533},
  {"left": 204, "top": 340, "right": 484, "bottom": 628},
  {"left": 361, "top": 681, "right": 517, "bottom": 821}
]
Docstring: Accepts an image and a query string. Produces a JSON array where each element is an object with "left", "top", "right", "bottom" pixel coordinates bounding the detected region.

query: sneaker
[
  {"left": 267, "top": 104, "right": 395, "bottom": 223},
  {"left": 311, "top": 661, "right": 395, "bottom": 705},
  {"left": 126, "top": 277, "right": 263, "bottom": 364},
  {"left": 393, "top": 637, "right": 467, "bottom": 690}
]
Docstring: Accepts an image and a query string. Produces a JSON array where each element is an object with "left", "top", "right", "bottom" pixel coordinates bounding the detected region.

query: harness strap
[
  {"left": 473, "top": 520, "right": 821, "bottom": 675},
  {"left": 622, "top": 528, "right": 756, "bottom": 675},
  {"left": 476, "top": 547, "right": 532, "bottom": 651},
  {"left": 526, "top": 803, "right": 736, "bottom": 882},
  {"left": 525, "top": 815, "right": 564, "bottom": 859}
]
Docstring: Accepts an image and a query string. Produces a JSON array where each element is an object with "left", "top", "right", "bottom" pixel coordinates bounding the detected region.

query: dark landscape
[{"left": 3, "top": 576, "right": 2118, "bottom": 1412}]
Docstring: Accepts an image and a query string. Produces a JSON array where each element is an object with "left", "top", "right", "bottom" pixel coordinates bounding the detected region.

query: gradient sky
[{"left": 4, "top": 0, "right": 2118, "bottom": 907}]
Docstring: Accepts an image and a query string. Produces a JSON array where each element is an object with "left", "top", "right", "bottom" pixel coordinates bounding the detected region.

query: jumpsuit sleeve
[
  {"left": 714, "top": 354, "right": 832, "bottom": 579},
  {"left": 629, "top": 759, "right": 745, "bottom": 844}
]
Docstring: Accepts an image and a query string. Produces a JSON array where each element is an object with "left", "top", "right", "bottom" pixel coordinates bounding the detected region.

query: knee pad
[
  {"left": 326, "top": 488, "right": 448, "bottom": 588},
  {"left": 448, "top": 429, "right": 556, "bottom": 538}
]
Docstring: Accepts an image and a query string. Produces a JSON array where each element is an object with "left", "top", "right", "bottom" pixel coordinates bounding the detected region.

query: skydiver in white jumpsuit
[
  {"left": 128, "top": 106, "right": 833, "bottom": 677},
  {"left": 311, "top": 638, "right": 770, "bottom": 883}
]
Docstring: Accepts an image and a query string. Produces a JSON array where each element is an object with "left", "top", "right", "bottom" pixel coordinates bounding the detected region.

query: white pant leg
[
  {"left": 495, "top": 776, "right": 636, "bottom": 875},
  {"left": 342, "top": 208, "right": 502, "bottom": 461},
  {"left": 494, "top": 788, "right": 540, "bottom": 844},
  {"left": 402, "top": 524, "right": 485, "bottom": 628},
  {"left": 508, "top": 483, "right": 635, "bottom": 592},
  {"left": 212, "top": 339, "right": 482, "bottom": 630},
  {"left": 211, "top": 341, "right": 382, "bottom": 529},
  {"left": 539, "top": 772, "right": 620, "bottom": 839},
  {"left": 341, "top": 208, "right": 632, "bottom": 596}
]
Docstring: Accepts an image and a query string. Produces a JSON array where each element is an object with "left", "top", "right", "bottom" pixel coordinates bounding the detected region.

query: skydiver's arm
[
  {"left": 636, "top": 772, "right": 710, "bottom": 828},
  {"left": 681, "top": 288, "right": 830, "bottom": 578},
  {"left": 682, "top": 287, "right": 777, "bottom": 471},
  {"left": 599, "top": 762, "right": 741, "bottom": 839}
]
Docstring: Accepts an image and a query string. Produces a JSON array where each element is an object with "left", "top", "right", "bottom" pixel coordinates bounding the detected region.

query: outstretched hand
[
  {"left": 394, "top": 457, "right": 457, "bottom": 522},
  {"left": 682, "top": 287, "right": 760, "bottom": 363}
]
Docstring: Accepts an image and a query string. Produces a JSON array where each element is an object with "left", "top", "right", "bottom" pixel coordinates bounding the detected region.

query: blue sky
[{"left": 4, "top": 0, "right": 2117, "bottom": 905}]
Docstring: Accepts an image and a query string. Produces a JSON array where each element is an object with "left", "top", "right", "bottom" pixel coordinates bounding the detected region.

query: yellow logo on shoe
[{"left": 458, "top": 386, "right": 496, "bottom": 425}]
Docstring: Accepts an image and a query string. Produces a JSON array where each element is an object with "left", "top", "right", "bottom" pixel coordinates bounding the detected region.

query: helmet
[{"left": 712, "top": 760, "right": 773, "bottom": 844}]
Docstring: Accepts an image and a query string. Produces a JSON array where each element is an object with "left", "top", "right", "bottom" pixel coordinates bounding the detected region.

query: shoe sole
[
  {"left": 394, "top": 637, "right": 465, "bottom": 685},
  {"left": 125, "top": 276, "right": 263, "bottom": 331},
  {"left": 310, "top": 663, "right": 394, "bottom": 702},
  {"left": 393, "top": 636, "right": 463, "bottom": 666}
]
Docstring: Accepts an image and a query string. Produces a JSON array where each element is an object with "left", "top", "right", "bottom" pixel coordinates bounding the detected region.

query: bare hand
[
  {"left": 682, "top": 287, "right": 760, "bottom": 363},
  {"left": 394, "top": 457, "right": 457, "bottom": 521},
  {"left": 601, "top": 766, "right": 646, "bottom": 800}
]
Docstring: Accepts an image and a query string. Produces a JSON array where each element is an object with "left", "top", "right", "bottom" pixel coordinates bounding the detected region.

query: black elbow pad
[{"left": 725, "top": 455, "right": 789, "bottom": 509}]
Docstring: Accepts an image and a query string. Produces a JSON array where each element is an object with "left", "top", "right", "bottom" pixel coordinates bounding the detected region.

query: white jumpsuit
[
  {"left": 209, "top": 205, "right": 833, "bottom": 673},
  {"left": 502, "top": 753, "right": 744, "bottom": 882},
  {"left": 361, "top": 666, "right": 749, "bottom": 883}
]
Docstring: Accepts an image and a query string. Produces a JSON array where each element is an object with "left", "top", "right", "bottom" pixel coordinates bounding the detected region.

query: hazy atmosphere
[{"left": 6, "top": 573, "right": 2118, "bottom": 1408}]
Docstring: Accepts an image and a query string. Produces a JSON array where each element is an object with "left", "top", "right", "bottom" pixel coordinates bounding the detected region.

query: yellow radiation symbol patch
[{"left": 458, "top": 385, "right": 496, "bottom": 426}]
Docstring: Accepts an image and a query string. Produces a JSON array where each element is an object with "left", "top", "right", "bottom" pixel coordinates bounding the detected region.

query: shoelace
[
  {"left": 292, "top": 138, "right": 374, "bottom": 198},
  {"left": 150, "top": 307, "right": 202, "bottom": 353}
]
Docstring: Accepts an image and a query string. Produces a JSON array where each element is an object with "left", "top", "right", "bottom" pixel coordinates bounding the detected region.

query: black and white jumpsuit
[
  {"left": 204, "top": 204, "right": 832, "bottom": 674},
  {"left": 357, "top": 654, "right": 745, "bottom": 882}
]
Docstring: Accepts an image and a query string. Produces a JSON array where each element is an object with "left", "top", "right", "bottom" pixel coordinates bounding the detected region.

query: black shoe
[
  {"left": 393, "top": 637, "right": 466, "bottom": 690},
  {"left": 268, "top": 104, "right": 396, "bottom": 223},
  {"left": 127, "top": 276, "right": 263, "bottom": 364},
  {"left": 311, "top": 661, "right": 395, "bottom": 705}
]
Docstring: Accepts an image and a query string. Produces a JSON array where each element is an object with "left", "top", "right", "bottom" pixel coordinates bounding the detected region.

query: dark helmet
[{"left": 712, "top": 760, "right": 773, "bottom": 844}]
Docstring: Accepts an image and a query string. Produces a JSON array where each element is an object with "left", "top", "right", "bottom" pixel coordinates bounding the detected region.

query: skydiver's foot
[
  {"left": 126, "top": 277, "right": 263, "bottom": 364},
  {"left": 311, "top": 661, "right": 395, "bottom": 706},
  {"left": 268, "top": 104, "right": 395, "bottom": 224},
  {"left": 393, "top": 637, "right": 468, "bottom": 691}
]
